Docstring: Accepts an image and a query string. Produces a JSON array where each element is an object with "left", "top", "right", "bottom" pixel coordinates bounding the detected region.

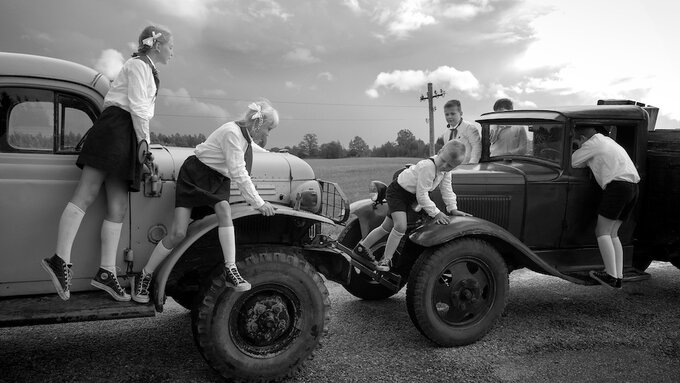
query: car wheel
[
  {"left": 338, "top": 217, "right": 405, "bottom": 300},
  {"left": 192, "top": 247, "right": 330, "bottom": 382},
  {"left": 406, "top": 238, "right": 509, "bottom": 347}
]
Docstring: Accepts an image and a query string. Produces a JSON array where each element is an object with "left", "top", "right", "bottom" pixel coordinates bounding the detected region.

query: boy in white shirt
[
  {"left": 353, "top": 140, "right": 471, "bottom": 271},
  {"left": 439, "top": 100, "right": 481, "bottom": 164},
  {"left": 572, "top": 126, "right": 640, "bottom": 289}
]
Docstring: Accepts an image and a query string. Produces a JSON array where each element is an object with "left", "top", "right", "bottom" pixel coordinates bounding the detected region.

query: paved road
[{"left": 1, "top": 262, "right": 679, "bottom": 383}]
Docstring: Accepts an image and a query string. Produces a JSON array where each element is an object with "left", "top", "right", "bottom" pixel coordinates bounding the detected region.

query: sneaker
[
  {"left": 589, "top": 270, "right": 620, "bottom": 289},
  {"left": 225, "top": 265, "right": 251, "bottom": 292},
  {"left": 41, "top": 254, "right": 72, "bottom": 301},
  {"left": 131, "top": 272, "right": 153, "bottom": 303},
  {"left": 352, "top": 243, "right": 376, "bottom": 262},
  {"left": 375, "top": 257, "right": 391, "bottom": 272},
  {"left": 91, "top": 268, "right": 131, "bottom": 301},
  {"left": 615, "top": 277, "right": 623, "bottom": 289}
]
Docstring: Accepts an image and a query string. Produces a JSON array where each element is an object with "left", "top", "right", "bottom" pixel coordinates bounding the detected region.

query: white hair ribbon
[
  {"left": 142, "top": 31, "right": 163, "bottom": 47},
  {"left": 248, "top": 102, "right": 263, "bottom": 120}
]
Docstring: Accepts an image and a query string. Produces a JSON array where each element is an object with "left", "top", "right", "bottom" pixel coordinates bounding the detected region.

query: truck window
[
  {"left": 1, "top": 88, "right": 97, "bottom": 154},
  {"left": 485, "top": 122, "right": 564, "bottom": 164}
]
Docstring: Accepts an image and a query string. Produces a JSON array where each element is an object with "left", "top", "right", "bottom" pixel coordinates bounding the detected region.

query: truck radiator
[
  {"left": 458, "top": 195, "right": 511, "bottom": 228},
  {"left": 318, "top": 180, "right": 350, "bottom": 224}
]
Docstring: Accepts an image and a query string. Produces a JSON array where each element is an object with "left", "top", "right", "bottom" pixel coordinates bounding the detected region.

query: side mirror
[{"left": 369, "top": 181, "right": 387, "bottom": 205}]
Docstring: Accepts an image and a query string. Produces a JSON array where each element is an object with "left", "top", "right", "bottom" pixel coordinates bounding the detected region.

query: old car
[
  {"left": 0, "top": 52, "right": 351, "bottom": 382},
  {"left": 337, "top": 100, "right": 680, "bottom": 346}
]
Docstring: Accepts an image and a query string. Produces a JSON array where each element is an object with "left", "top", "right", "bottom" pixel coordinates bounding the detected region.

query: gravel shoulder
[{"left": 1, "top": 262, "right": 678, "bottom": 383}]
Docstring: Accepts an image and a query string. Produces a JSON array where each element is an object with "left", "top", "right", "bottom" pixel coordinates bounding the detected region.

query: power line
[
  {"left": 154, "top": 113, "right": 418, "bottom": 121},
  {"left": 157, "top": 94, "right": 423, "bottom": 109}
]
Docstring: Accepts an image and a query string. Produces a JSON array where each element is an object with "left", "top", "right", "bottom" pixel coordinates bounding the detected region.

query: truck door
[{"left": 0, "top": 87, "right": 112, "bottom": 296}]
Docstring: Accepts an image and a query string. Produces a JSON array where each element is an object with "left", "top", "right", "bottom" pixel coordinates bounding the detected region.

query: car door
[{"left": 0, "top": 85, "right": 108, "bottom": 296}]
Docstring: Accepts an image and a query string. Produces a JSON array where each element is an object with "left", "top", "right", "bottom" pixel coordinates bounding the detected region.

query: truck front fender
[
  {"left": 152, "top": 204, "right": 335, "bottom": 310},
  {"left": 409, "top": 216, "right": 582, "bottom": 284}
]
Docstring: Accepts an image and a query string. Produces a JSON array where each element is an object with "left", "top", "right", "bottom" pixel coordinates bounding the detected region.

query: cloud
[
  {"left": 365, "top": 88, "right": 379, "bottom": 98},
  {"left": 148, "top": 0, "right": 219, "bottom": 22},
  {"left": 283, "top": 47, "right": 320, "bottom": 64},
  {"left": 367, "top": 65, "right": 480, "bottom": 97},
  {"left": 247, "top": 0, "right": 291, "bottom": 20},
  {"left": 317, "top": 72, "right": 334, "bottom": 81},
  {"left": 158, "top": 88, "right": 230, "bottom": 118},
  {"left": 385, "top": 0, "right": 436, "bottom": 37},
  {"left": 285, "top": 81, "right": 301, "bottom": 89},
  {"left": 343, "top": 0, "right": 362, "bottom": 13},
  {"left": 94, "top": 49, "right": 125, "bottom": 80},
  {"left": 441, "top": 0, "right": 494, "bottom": 21}
]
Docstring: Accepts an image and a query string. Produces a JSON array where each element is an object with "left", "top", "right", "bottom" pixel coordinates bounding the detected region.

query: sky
[{"left": 1, "top": 0, "right": 678, "bottom": 149}]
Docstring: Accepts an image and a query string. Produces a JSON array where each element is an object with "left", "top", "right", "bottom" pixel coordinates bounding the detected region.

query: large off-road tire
[
  {"left": 192, "top": 247, "right": 330, "bottom": 382},
  {"left": 406, "top": 238, "right": 509, "bottom": 347},
  {"left": 338, "top": 217, "right": 405, "bottom": 300}
]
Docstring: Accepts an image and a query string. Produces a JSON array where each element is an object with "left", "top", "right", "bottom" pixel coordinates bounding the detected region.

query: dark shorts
[
  {"left": 386, "top": 180, "right": 416, "bottom": 215},
  {"left": 76, "top": 106, "right": 142, "bottom": 192},
  {"left": 598, "top": 180, "right": 639, "bottom": 221},
  {"left": 176, "top": 155, "right": 232, "bottom": 220}
]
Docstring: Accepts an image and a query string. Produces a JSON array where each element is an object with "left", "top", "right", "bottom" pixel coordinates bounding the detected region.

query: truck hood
[
  {"left": 451, "top": 160, "right": 561, "bottom": 185},
  {"left": 149, "top": 145, "right": 316, "bottom": 182}
]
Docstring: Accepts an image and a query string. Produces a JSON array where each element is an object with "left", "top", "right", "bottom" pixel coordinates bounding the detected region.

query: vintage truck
[
  {"left": 337, "top": 100, "right": 680, "bottom": 347},
  {"left": 0, "top": 52, "right": 352, "bottom": 382}
]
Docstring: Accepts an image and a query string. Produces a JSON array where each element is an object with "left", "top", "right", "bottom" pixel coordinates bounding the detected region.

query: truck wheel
[
  {"left": 338, "top": 217, "right": 405, "bottom": 300},
  {"left": 406, "top": 238, "right": 509, "bottom": 347},
  {"left": 192, "top": 247, "right": 330, "bottom": 382}
]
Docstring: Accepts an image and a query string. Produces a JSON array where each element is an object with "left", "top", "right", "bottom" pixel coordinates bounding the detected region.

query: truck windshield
[{"left": 485, "top": 123, "right": 564, "bottom": 163}]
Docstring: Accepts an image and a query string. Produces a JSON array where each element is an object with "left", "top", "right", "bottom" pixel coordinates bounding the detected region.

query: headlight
[
  {"left": 369, "top": 181, "right": 387, "bottom": 203},
  {"left": 293, "top": 180, "right": 321, "bottom": 213}
]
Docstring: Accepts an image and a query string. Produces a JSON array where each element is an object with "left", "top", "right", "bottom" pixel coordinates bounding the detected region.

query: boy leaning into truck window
[
  {"left": 352, "top": 139, "right": 472, "bottom": 272},
  {"left": 572, "top": 125, "right": 640, "bottom": 289}
]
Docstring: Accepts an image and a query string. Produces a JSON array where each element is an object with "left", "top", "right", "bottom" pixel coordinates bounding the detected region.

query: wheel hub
[
  {"left": 241, "top": 295, "right": 291, "bottom": 346},
  {"left": 450, "top": 279, "right": 481, "bottom": 310}
]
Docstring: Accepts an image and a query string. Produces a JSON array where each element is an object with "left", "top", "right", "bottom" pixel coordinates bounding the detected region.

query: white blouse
[
  {"left": 571, "top": 133, "right": 640, "bottom": 189},
  {"left": 397, "top": 157, "right": 458, "bottom": 217}
]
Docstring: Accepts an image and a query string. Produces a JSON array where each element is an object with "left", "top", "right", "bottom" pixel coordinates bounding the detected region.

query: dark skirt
[
  {"left": 76, "top": 106, "right": 142, "bottom": 192},
  {"left": 176, "top": 155, "right": 232, "bottom": 220}
]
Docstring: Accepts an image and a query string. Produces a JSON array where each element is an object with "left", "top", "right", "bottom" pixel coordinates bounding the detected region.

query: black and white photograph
[{"left": 1, "top": 0, "right": 679, "bottom": 382}]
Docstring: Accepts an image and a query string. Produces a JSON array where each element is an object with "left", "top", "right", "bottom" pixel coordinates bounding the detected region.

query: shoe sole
[
  {"left": 41, "top": 259, "right": 69, "bottom": 301},
  {"left": 227, "top": 282, "right": 252, "bottom": 292},
  {"left": 589, "top": 271, "right": 617, "bottom": 289},
  {"left": 375, "top": 265, "right": 390, "bottom": 272},
  {"left": 91, "top": 280, "right": 131, "bottom": 302}
]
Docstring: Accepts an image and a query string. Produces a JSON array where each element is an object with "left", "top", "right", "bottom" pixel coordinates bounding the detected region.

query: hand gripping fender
[
  {"left": 151, "top": 204, "right": 334, "bottom": 311},
  {"left": 409, "top": 216, "right": 583, "bottom": 284}
]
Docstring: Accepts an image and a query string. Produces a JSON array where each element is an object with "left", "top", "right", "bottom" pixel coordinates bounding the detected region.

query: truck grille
[
  {"left": 318, "top": 180, "right": 350, "bottom": 224},
  {"left": 458, "top": 195, "right": 511, "bottom": 228}
]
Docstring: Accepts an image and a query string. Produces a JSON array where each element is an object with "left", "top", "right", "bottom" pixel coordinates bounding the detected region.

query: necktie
[
  {"left": 135, "top": 55, "right": 160, "bottom": 96},
  {"left": 238, "top": 125, "right": 253, "bottom": 175}
]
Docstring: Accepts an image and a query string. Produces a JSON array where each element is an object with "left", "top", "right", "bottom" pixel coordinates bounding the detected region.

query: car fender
[
  {"left": 409, "top": 216, "right": 582, "bottom": 284},
  {"left": 152, "top": 204, "right": 334, "bottom": 309},
  {"left": 348, "top": 199, "right": 390, "bottom": 238}
]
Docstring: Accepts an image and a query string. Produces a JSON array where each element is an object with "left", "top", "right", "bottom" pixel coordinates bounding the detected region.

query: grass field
[{"left": 305, "top": 157, "right": 423, "bottom": 204}]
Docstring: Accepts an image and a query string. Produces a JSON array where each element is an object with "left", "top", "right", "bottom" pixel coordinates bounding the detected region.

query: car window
[
  {"left": 6, "top": 89, "right": 54, "bottom": 151},
  {"left": 484, "top": 123, "right": 564, "bottom": 163},
  {"left": 1, "top": 88, "right": 97, "bottom": 153}
]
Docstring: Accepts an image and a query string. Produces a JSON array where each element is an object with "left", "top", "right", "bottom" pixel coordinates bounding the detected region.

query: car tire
[
  {"left": 338, "top": 217, "right": 405, "bottom": 300},
  {"left": 406, "top": 238, "right": 509, "bottom": 347},
  {"left": 192, "top": 247, "right": 330, "bottom": 382}
]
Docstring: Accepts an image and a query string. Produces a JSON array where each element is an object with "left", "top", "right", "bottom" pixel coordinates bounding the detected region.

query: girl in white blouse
[
  {"left": 353, "top": 140, "right": 471, "bottom": 272},
  {"left": 42, "top": 25, "right": 174, "bottom": 302}
]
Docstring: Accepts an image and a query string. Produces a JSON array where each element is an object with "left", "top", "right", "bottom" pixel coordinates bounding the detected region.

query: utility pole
[{"left": 420, "top": 83, "right": 446, "bottom": 155}]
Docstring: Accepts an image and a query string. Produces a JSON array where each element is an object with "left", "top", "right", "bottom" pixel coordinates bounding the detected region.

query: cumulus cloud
[
  {"left": 148, "top": 0, "right": 218, "bottom": 22},
  {"left": 158, "top": 88, "right": 230, "bottom": 119},
  {"left": 366, "top": 65, "right": 480, "bottom": 97},
  {"left": 343, "top": 0, "right": 362, "bottom": 13},
  {"left": 441, "top": 0, "right": 493, "bottom": 21},
  {"left": 248, "top": 0, "right": 291, "bottom": 20},
  {"left": 385, "top": 0, "right": 436, "bottom": 37},
  {"left": 317, "top": 72, "right": 334, "bottom": 81},
  {"left": 283, "top": 47, "right": 320, "bottom": 64},
  {"left": 94, "top": 49, "right": 125, "bottom": 80}
]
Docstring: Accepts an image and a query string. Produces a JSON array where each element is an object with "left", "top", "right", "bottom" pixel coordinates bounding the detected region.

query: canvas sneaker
[
  {"left": 352, "top": 243, "right": 376, "bottom": 262},
  {"left": 589, "top": 270, "right": 621, "bottom": 289},
  {"left": 91, "top": 268, "right": 131, "bottom": 301},
  {"left": 375, "top": 257, "right": 391, "bottom": 272},
  {"left": 225, "top": 266, "right": 251, "bottom": 292},
  {"left": 41, "top": 254, "right": 72, "bottom": 301},
  {"left": 131, "top": 271, "right": 153, "bottom": 304}
]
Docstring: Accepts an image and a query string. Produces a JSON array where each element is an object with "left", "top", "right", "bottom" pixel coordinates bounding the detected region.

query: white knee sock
[
  {"left": 383, "top": 229, "right": 405, "bottom": 262},
  {"left": 143, "top": 240, "right": 172, "bottom": 275},
  {"left": 219, "top": 226, "right": 236, "bottom": 267},
  {"left": 361, "top": 226, "right": 390, "bottom": 249},
  {"left": 596, "top": 235, "right": 617, "bottom": 277},
  {"left": 612, "top": 236, "right": 624, "bottom": 279},
  {"left": 55, "top": 202, "right": 85, "bottom": 263},
  {"left": 100, "top": 220, "right": 122, "bottom": 273}
]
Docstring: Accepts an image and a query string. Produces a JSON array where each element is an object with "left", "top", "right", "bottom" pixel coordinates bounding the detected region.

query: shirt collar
[{"left": 146, "top": 56, "right": 157, "bottom": 71}]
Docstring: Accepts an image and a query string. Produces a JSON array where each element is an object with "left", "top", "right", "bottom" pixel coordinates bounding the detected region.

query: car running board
[
  {"left": 310, "top": 235, "right": 402, "bottom": 292},
  {"left": 562, "top": 267, "right": 651, "bottom": 286}
]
